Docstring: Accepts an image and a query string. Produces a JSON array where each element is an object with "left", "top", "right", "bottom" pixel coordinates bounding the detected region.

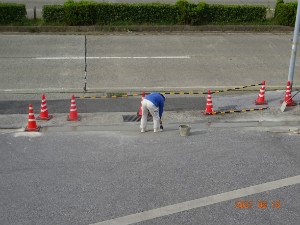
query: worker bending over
[{"left": 140, "top": 92, "right": 165, "bottom": 133}]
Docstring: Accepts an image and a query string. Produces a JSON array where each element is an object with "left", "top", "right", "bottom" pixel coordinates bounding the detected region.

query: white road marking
[
  {"left": 1, "top": 88, "right": 80, "bottom": 92},
  {"left": 90, "top": 175, "right": 300, "bottom": 225},
  {"left": 34, "top": 56, "right": 191, "bottom": 60},
  {"left": 35, "top": 57, "right": 99, "bottom": 60}
]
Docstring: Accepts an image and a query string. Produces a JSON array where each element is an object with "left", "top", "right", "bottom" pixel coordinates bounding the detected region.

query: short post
[
  {"left": 34, "top": 6, "right": 36, "bottom": 21},
  {"left": 83, "top": 35, "right": 87, "bottom": 92}
]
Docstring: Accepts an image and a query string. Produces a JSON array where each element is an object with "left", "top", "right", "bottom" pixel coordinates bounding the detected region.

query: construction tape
[
  {"left": 75, "top": 83, "right": 262, "bottom": 99},
  {"left": 76, "top": 94, "right": 140, "bottom": 99},
  {"left": 206, "top": 107, "right": 269, "bottom": 115},
  {"left": 210, "top": 83, "right": 262, "bottom": 94}
]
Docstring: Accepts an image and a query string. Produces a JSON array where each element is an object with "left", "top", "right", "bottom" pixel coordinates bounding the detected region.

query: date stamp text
[{"left": 235, "top": 201, "right": 280, "bottom": 209}]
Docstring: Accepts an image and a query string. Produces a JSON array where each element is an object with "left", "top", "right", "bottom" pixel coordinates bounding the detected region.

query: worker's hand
[{"left": 160, "top": 119, "right": 163, "bottom": 131}]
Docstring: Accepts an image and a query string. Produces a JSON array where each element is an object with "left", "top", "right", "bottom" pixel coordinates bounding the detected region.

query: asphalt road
[
  {"left": 0, "top": 0, "right": 296, "bottom": 18},
  {"left": 0, "top": 96, "right": 206, "bottom": 114},
  {"left": 1, "top": 125, "right": 299, "bottom": 225},
  {"left": 1, "top": 33, "right": 300, "bottom": 99}
]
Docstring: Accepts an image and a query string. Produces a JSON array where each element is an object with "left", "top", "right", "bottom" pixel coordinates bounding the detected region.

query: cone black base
[
  {"left": 254, "top": 101, "right": 268, "bottom": 105},
  {"left": 202, "top": 112, "right": 215, "bottom": 115},
  {"left": 67, "top": 115, "right": 82, "bottom": 121},
  {"left": 37, "top": 115, "right": 53, "bottom": 121},
  {"left": 24, "top": 126, "right": 41, "bottom": 132}
]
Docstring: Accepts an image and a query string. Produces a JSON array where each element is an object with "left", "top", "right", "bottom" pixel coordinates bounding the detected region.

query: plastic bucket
[{"left": 179, "top": 125, "right": 191, "bottom": 136}]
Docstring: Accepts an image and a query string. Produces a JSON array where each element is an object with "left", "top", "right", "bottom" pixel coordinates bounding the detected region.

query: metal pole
[
  {"left": 287, "top": 0, "right": 300, "bottom": 89},
  {"left": 83, "top": 35, "right": 87, "bottom": 92},
  {"left": 34, "top": 6, "right": 36, "bottom": 21}
]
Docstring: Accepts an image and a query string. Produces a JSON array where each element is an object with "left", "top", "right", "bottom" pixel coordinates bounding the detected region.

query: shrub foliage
[
  {"left": 175, "top": 0, "right": 266, "bottom": 25},
  {"left": 0, "top": 3, "right": 26, "bottom": 24},
  {"left": 206, "top": 4, "right": 266, "bottom": 24},
  {"left": 41, "top": 0, "right": 266, "bottom": 26},
  {"left": 42, "top": 5, "right": 65, "bottom": 24},
  {"left": 275, "top": 0, "right": 297, "bottom": 26}
]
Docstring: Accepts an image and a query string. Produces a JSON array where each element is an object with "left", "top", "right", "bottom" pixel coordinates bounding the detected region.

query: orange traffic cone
[
  {"left": 136, "top": 92, "right": 151, "bottom": 118},
  {"left": 67, "top": 95, "right": 81, "bottom": 121},
  {"left": 25, "top": 104, "right": 40, "bottom": 132},
  {"left": 136, "top": 92, "right": 145, "bottom": 117},
  {"left": 255, "top": 80, "right": 267, "bottom": 105},
  {"left": 204, "top": 90, "right": 215, "bottom": 115},
  {"left": 280, "top": 81, "right": 297, "bottom": 106},
  {"left": 37, "top": 94, "right": 53, "bottom": 120}
]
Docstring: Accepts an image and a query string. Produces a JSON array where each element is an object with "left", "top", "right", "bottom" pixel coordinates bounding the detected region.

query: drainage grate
[{"left": 123, "top": 115, "right": 153, "bottom": 122}]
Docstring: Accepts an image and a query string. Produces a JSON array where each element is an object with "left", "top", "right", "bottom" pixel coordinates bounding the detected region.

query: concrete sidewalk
[{"left": 1, "top": 91, "right": 299, "bottom": 130}]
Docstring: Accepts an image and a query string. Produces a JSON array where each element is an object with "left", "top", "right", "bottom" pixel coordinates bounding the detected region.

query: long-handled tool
[{"left": 280, "top": 90, "right": 300, "bottom": 112}]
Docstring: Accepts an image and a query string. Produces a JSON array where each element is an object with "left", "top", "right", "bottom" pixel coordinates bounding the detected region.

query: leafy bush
[
  {"left": 57, "top": 0, "right": 177, "bottom": 25},
  {"left": 175, "top": 0, "right": 193, "bottom": 24},
  {"left": 94, "top": 3, "right": 177, "bottom": 25},
  {"left": 175, "top": 0, "right": 265, "bottom": 25},
  {"left": 190, "top": 2, "right": 208, "bottom": 25},
  {"left": 206, "top": 4, "right": 266, "bottom": 24},
  {"left": 41, "top": 0, "right": 266, "bottom": 26},
  {"left": 0, "top": 3, "right": 26, "bottom": 24},
  {"left": 275, "top": 0, "right": 285, "bottom": 16},
  {"left": 64, "top": 0, "right": 97, "bottom": 25},
  {"left": 42, "top": 5, "right": 65, "bottom": 24},
  {"left": 275, "top": 0, "right": 297, "bottom": 26}
]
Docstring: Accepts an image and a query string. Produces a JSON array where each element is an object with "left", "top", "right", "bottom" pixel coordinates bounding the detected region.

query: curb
[{"left": 0, "top": 25, "right": 294, "bottom": 33}]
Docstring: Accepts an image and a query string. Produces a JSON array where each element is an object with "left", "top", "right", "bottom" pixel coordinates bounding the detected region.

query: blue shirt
[{"left": 145, "top": 92, "right": 165, "bottom": 118}]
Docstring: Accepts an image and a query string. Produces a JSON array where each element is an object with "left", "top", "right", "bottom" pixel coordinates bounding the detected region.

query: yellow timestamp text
[{"left": 235, "top": 201, "right": 280, "bottom": 209}]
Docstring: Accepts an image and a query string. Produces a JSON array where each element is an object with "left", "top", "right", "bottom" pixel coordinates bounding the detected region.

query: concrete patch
[{"left": 13, "top": 130, "right": 42, "bottom": 138}]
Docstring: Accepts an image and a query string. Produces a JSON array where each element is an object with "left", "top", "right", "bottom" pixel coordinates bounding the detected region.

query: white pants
[{"left": 140, "top": 99, "right": 160, "bottom": 130}]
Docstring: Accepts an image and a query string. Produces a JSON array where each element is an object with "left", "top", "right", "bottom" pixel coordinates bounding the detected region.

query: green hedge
[
  {"left": 206, "top": 4, "right": 266, "bottom": 24},
  {"left": 94, "top": 3, "right": 178, "bottom": 25},
  {"left": 175, "top": 0, "right": 266, "bottom": 25},
  {"left": 42, "top": 0, "right": 266, "bottom": 26},
  {"left": 64, "top": 0, "right": 97, "bottom": 25},
  {"left": 43, "top": 0, "right": 177, "bottom": 25},
  {"left": 275, "top": 0, "right": 297, "bottom": 26},
  {"left": 42, "top": 5, "right": 65, "bottom": 23},
  {"left": 0, "top": 3, "right": 26, "bottom": 24}
]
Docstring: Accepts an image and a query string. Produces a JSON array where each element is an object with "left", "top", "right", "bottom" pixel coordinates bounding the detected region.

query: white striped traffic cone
[
  {"left": 25, "top": 104, "right": 40, "bottom": 132},
  {"left": 67, "top": 95, "right": 81, "bottom": 121},
  {"left": 280, "top": 81, "right": 297, "bottom": 106},
  {"left": 204, "top": 90, "right": 215, "bottom": 115},
  {"left": 38, "top": 94, "right": 53, "bottom": 120},
  {"left": 136, "top": 92, "right": 151, "bottom": 118},
  {"left": 137, "top": 92, "right": 145, "bottom": 117},
  {"left": 255, "top": 80, "right": 267, "bottom": 105}
]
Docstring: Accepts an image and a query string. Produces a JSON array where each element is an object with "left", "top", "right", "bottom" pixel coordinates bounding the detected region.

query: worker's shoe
[
  {"left": 141, "top": 128, "right": 147, "bottom": 133},
  {"left": 154, "top": 128, "right": 160, "bottom": 133}
]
